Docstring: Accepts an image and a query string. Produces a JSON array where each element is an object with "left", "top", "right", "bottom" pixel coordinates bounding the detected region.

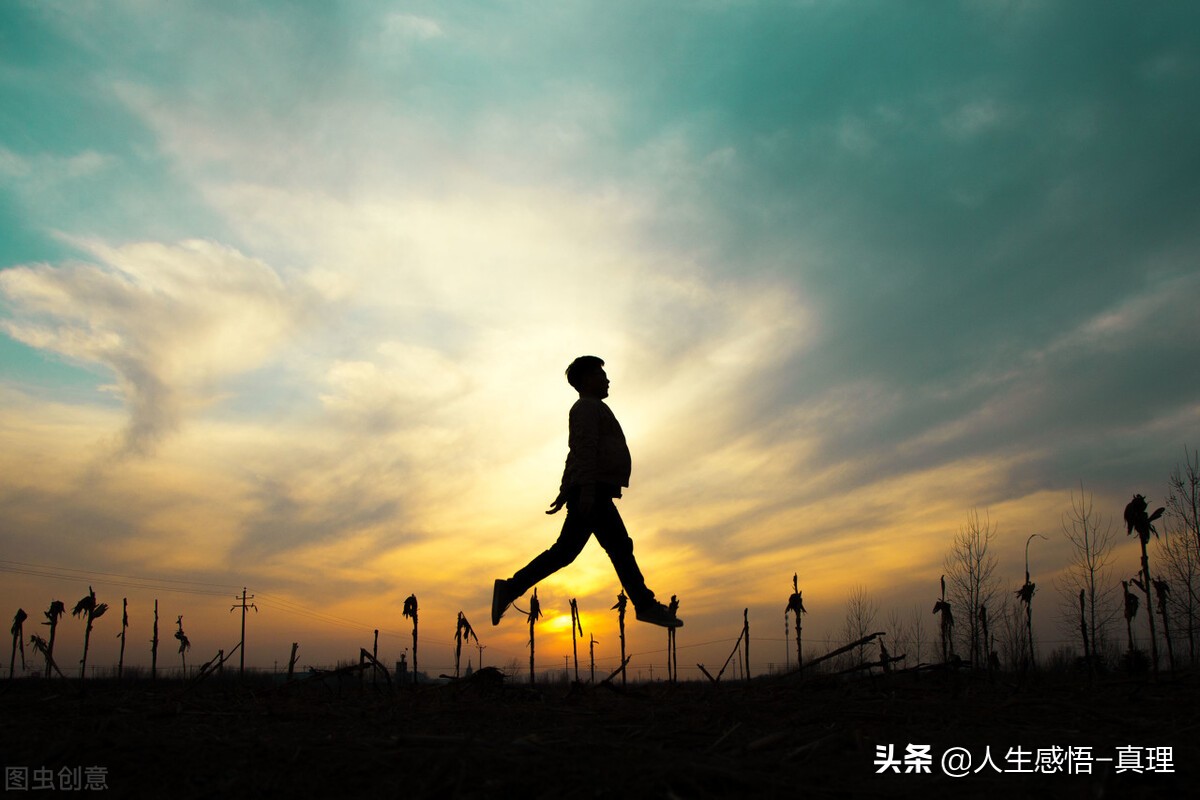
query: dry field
[{"left": 2, "top": 667, "right": 1195, "bottom": 798}]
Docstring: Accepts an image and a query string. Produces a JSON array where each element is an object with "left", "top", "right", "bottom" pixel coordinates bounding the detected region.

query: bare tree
[
  {"left": 840, "top": 585, "right": 878, "bottom": 668},
  {"left": 943, "top": 509, "right": 1000, "bottom": 667},
  {"left": 1167, "top": 446, "right": 1200, "bottom": 553},
  {"left": 1152, "top": 578, "right": 1175, "bottom": 671},
  {"left": 1157, "top": 521, "right": 1199, "bottom": 665},
  {"left": 885, "top": 606, "right": 907, "bottom": 668},
  {"left": 1158, "top": 447, "right": 1200, "bottom": 665},
  {"left": 1075, "top": 589, "right": 1091, "bottom": 666},
  {"left": 996, "top": 594, "right": 1029, "bottom": 670},
  {"left": 907, "top": 604, "right": 929, "bottom": 668},
  {"left": 1057, "top": 484, "right": 1119, "bottom": 669}
]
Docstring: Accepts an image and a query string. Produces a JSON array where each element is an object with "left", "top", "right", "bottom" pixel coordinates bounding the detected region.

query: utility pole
[
  {"left": 743, "top": 608, "right": 751, "bottom": 684},
  {"left": 230, "top": 588, "right": 257, "bottom": 678},
  {"left": 151, "top": 599, "right": 159, "bottom": 682},
  {"left": 589, "top": 634, "right": 598, "bottom": 684}
]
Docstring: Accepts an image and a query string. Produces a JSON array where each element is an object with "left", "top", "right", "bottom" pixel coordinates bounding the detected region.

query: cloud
[
  {"left": 940, "top": 98, "right": 1012, "bottom": 139},
  {"left": 0, "top": 145, "right": 116, "bottom": 184},
  {"left": 0, "top": 147, "right": 32, "bottom": 177},
  {"left": 320, "top": 341, "right": 470, "bottom": 434},
  {"left": 0, "top": 239, "right": 308, "bottom": 455},
  {"left": 380, "top": 13, "right": 444, "bottom": 42}
]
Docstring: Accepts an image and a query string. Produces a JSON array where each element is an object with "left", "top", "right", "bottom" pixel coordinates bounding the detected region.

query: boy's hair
[{"left": 565, "top": 355, "right": 604, "bottom": 389}]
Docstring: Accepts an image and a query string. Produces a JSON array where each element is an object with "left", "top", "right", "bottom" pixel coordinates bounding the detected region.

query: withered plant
[
  {"left": 71, "top": 587, "right": 108, "bottom": 681},
  {"left": 151, "top": 599, "right": 159, "bottom": 682},
  {"left": 175, "top": 615, "right": 191, "bottom": 674},
  {"left": 786, "top": 573, "right": 806, "bottom": 670},
  {"left": 1124, "top": 493, "right": 1165, "bottom": 670},
  {"left": 667, "top": 595, "right": 679, "bottom": 683},
  {"left": 515, "top": 588, "right": 542, "bottom": 686},
  {"left": 117, "top": 598, "right": 128, "bottom": 679},
  {"left": 9, "top": 609, "right": 27, "bottom": 678},
  {"left": 455, "top": 611, "right": 479, "bottom": 678},
  {"left": 569, "top": 598, "right": 582, "bottom": 682},
  {"left": 612, "top": 591, "right": 628, "bottom": 687},
  {"left": 41, "top": 601, "right": 65, "bottom": 679},
  {"left": 1016, "top": 533, "right": 1046, "bottom": 669},
  {"left": 403, "top": 594, "right": 419, "bottom": 685},
  {"left": 28, "top": 634, "right": 65, "bottom": 678},
  {"left": 933, "top": 575, "right": 954, "bottom": 663},
  {"left": 1122, "top": 579, "right": 1139, "bottom": 654}
]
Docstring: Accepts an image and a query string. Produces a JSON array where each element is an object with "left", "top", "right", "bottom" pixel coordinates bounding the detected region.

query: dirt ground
[{"left": 2, "top": 667, "right": 1195, "bottom": 799}]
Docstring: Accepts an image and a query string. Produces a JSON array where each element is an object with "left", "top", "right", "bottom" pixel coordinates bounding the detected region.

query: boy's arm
[{"left": 547, "top": 400, "right": 600, "bottom": 515}]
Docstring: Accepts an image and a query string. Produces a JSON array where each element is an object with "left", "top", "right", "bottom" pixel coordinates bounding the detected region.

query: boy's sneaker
[
  {"left": 636, "top": 601, "right": 683, "bottom": 628},
  {"left": 492, "top": 579, "right": 519, "bottom": 626}
]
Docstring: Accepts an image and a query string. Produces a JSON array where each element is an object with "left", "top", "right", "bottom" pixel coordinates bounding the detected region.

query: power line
[
  {"left": 0, "top": 559, "right": 238, "bottom": 596},
  {"left": 253, "top": 591, "right": 404, "bottom": 636}
]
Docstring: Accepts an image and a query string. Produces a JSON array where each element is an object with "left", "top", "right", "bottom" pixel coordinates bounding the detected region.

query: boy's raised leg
[{"left": 491, "top": 578, "right": 520, "bottom": 626}]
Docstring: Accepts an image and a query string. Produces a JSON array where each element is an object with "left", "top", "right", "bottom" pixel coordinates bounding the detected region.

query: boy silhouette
[{"left": 492, "top": 356, "right": 682, "bottom": 628}]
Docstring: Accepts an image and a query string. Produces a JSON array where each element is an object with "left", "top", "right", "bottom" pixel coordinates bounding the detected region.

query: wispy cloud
[
  {"left": 1, "top": 239, "right": 309, "bottom": 455},
  {"left": 381, "top": 13, "right": 444, "bottom": 42},
  {"left": 0, "top": 146, "right": 116, "bottom": 185}
]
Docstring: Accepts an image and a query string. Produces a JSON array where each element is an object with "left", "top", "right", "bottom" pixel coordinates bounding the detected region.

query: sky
[{"left": 1, "top": 1, "right": 1198, "bottom": 680}]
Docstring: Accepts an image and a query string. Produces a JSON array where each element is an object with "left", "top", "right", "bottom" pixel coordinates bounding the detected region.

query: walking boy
[{"left": 492, "top": 356, "right": 682, "bottom": 628}]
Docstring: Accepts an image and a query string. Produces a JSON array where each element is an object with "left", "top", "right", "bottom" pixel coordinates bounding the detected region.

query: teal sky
[{"left": 1, "top": 1, "right": 1198, "bottom": 672}]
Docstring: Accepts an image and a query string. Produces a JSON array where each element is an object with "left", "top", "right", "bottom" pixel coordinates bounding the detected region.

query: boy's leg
[
  {"left": 590, "top": 498, "right": 656, "bottom": 609},
  {"left": 508, "top": 510, "right": 591, "bottom": 596},
  {"left": 494, "top": 502, "right": 593, "bottom": 626}
]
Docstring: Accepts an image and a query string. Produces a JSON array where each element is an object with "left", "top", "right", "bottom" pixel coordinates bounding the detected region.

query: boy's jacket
[{"left": 559, "top": 397, "right": 632, "bottom": 493}]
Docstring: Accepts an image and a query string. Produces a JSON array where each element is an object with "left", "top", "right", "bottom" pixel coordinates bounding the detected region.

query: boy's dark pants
[{"left": 511, "top": 490, "right": 655, "bottom": 609}]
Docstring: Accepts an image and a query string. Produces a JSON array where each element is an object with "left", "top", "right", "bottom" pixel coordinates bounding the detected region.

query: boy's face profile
[{"left": 577, "top": 366, "right": 610, "bottom": 399}]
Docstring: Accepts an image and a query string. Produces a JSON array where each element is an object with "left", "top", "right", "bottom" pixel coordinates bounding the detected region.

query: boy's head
[{"left": 565, "top": 355, "right": 608, "bottom": 398}]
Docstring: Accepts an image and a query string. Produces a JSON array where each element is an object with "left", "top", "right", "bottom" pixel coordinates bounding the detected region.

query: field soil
[{"left": 2, "top": 667, "right": 1195, "bottom": 798}]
